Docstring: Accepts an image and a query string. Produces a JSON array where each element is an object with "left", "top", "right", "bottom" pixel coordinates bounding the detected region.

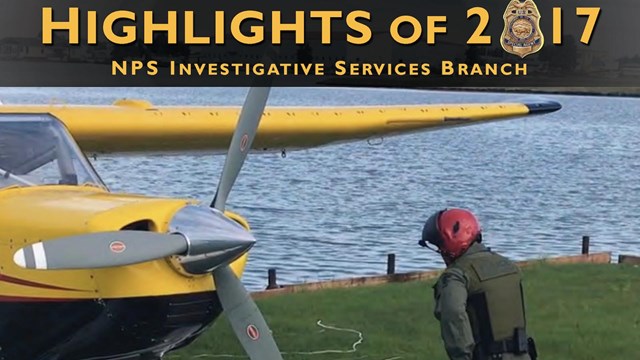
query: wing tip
[{"left": 524, "top": 100, "right": 562, "bottom": 114}]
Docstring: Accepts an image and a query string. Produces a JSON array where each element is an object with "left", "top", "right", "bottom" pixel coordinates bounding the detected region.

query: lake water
[{"left": 1, "top": 87, "right": 638, "bottom": 290}]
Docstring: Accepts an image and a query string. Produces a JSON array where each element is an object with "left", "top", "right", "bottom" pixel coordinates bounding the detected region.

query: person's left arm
[{"left": 434, "top": 268, "right": 476, "bottom": 360}]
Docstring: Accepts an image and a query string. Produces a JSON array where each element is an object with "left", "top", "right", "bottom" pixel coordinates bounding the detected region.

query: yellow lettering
[
  {"left": 470, "top": 64, "right": 483, "bottom": 75},
  {"left": 42, "top": 7, "right": 79, "bottom": 44},
  {"left": 501, "top": 64, "right": 512, "bottom": 75},
  {"left": 349, "top": 63, "right": 359, "bottom": 75},
  {"left": 147, "top": 61, "right": 158, "bottom": 75},
  {"left": 467, "top": 8, "right": 490, "bottom": 44},
  {"left": 514, "top": 63, "right": 527, "bottom": 75},
  {"left": 220, "top": 63, "right": 229, "bottom": 75},
  {"left": 485, "top": 63, "right": 498, "bottom": 76},
  {"left": 408, "top": 63, "right": 418, "bottom": 76},
  {"left": 185, "top": 11, "right": 209, "bottom": 44},
  {"left": 180, "top": 63, "right": 191, "bottom": 76},
  {"left": 112, "top": 61, "right": 127, "bottom": 75},
  {"left": 195, "top": 63, "right": 207, "bottom": 75},
  {"left": 302, "top": 63, "right": 314, "bottom": 75},
  {"left": 215, "top": 11, "right": 225, "bottom": 44},
  {"left": 346, "top": 11, "right": 371, "bottom": 45},
  {"left": 427, "top": 16, "right": 447, "bottom": 44},
  {"left": 272, "top": 11, "right": 305, "bottom": 44},
  {"left": 231, "top": 11, "right": 264, "bottom": 45},
  {"left": 267, "top": 63, "right": 280, "bottom": 76},
  {"left": 577, "top": 7, "right": 601, "bottom": 45},
  {"left": 310, "top": 11, "right": 341, "bottom": 44},
  {"left": 442, "top": 60, "right": 454, "bottom": 75},
  {"left": 374, "top": 63, "right": 386, "bottom": 75},
  {"left": 144, "top": 11, "right": 177, "bottom": 44},
  {"left": 131, "top": 60, "right": 144, "bottom": 74},
  {"left": 421, "top": 63, "right": 431, "bottom": 75},
  {"left": 390, "top": 16, "right": 421, "bottom": 45},
  {"left": 253, "top": 63, "right": 264, "bottom": 76},
  {"left": 86, "top": 11, "right": 97, "bottom": 44},
  {"left": 104, "top": 11, "right": 136, "bottom": 45},
  {"left": 553, "top": 8, "right": 562, "bottom": 44},
  {"left": 458, "top": 63, "right": 469, "bottom": 75},
  {"left": 362, "top": 63, "right": 372, "bottom": 75},
  {"left": 334, "top": 60, "right": 346, "bottom": 75}
]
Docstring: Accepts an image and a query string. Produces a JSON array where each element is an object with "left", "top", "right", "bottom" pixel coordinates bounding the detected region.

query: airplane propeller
[
  {"left": 12, "top": 226, "right": 256, "bottom": 271},
  {"left": 206, "top": 86, "right": 284, "bottom": 360},
  {"left": 13, "top": 231, "right": 200, "bottom": 270}
]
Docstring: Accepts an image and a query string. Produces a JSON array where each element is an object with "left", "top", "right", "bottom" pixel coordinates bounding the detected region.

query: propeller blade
[
  {"left": 211, "top": 87, "right": 271, "bottom": 211},
  {"left": 210, "top": 48, "right": 281, "bottom": 359},
  {"left": 213, "top": 265, "right": 283, "bottom": 360},
  {"left": 13, "top": 231, "right": 188, "bottom": 270}
]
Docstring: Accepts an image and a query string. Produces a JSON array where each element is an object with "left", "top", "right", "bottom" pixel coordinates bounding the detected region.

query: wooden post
[
  {"left": 581, "top": 236, "right": 590, "bottom": 255},
  {"left": 266, "top": 268, "right": 279, "bottom": 290},
  {"left": 387, "top": 254, "right": 396, "bottom": 275},
  {"left": 619, "top": 255, "right": 640, "bottom": 265}
]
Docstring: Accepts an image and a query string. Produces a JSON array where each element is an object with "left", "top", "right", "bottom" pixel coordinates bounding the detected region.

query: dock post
[
  {"left": 619, "top": 255, "right": 640, "bottom": 265},
  {"left": 266, "top": 268, "right": 279, "bottom": 290},
  {"left": 387, "top": 254, "right": 396, "bottom": 275},
  {"left": 582, "top": 236, "right": 590, "bottom": 255}
]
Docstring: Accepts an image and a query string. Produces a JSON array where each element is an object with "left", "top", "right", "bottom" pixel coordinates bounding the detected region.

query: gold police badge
[{"left": 501, "top": 0, "right": 544, "bottom": 58}]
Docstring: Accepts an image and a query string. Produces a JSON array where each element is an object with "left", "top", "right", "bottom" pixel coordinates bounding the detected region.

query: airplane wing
[{"left": 0, "top": 99, "right": 560, "bottom": 154}]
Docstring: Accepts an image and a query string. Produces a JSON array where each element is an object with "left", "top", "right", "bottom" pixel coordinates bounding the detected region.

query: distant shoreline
[
  {"left": 319, "top": 77, "right": 640, "bottom": 98},
  {"left": 433, "top": 87, "right": 640, "bottom": 98}
]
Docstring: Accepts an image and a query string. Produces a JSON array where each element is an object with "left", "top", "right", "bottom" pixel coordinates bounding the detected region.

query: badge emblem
[{"left": 501, "top": 0, "right": 544, "bottom": 58}]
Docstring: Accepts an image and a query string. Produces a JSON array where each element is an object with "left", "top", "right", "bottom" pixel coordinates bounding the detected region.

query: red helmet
[{"left": 419, "top": 208, "right": 482, "bottom": 259}]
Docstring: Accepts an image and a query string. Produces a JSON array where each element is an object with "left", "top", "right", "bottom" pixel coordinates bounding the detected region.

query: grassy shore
[{"left": 170, "top": 263, "right": 640, "bottom": 360}]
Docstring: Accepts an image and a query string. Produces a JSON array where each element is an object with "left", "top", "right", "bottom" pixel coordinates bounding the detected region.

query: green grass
[{"left": 169, "top": 264, "right": 640, "bottom": 360}]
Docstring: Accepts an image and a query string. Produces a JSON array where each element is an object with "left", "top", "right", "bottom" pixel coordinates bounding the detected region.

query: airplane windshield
[{"left": 0, "top": 114, "right": 105, "bottom": 189}]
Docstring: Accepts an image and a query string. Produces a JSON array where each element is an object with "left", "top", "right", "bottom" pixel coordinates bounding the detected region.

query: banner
[{"left": 0, "top": 0, "right": 637, "bottom": 87}]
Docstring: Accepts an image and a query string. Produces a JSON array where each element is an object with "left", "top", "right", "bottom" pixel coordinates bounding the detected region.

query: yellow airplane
[{"left": 0, "top": 88, "right": 560, "bottom": 360}]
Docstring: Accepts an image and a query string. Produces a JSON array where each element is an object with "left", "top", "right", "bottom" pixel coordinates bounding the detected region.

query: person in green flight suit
[{"left": 419, "top": 208, "right": 537, "bottom": 360}]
